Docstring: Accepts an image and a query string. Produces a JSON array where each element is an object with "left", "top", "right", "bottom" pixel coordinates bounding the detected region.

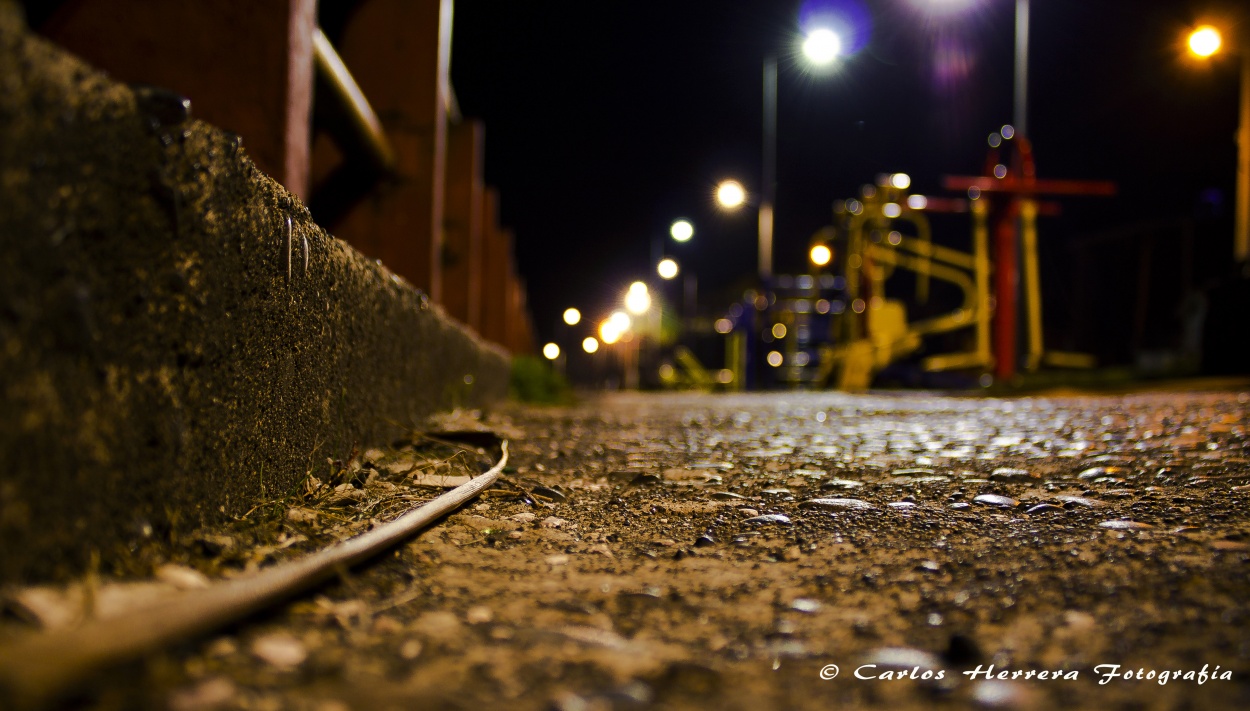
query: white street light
[
  {"left": 716, "top": 180, "right": 746, "bottom": 209},
  {"left": 802, "top": 27, "right": 842, "bottom": 65},
  {"left": 657, "top": 258, "right": 680, "bottom": 280},
  {"left": 624, "top": 283, "right": 651, "bottom": 315},
  {"left": 670, "top": 219, "right": 694, "bottom": 242}
]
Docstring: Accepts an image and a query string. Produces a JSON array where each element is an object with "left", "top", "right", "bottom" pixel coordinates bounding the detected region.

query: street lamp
[
  {"left": 1186, "top": 22, "right": 1249, "bottom": 263},
  {"left": 562, "top": 307, "right": 581, "bottom": 326},
  {"left": 625, "top": 282, "right": 651, "bottom": 315},
  {"left": 753, "top": 25, "right": 846, "bottom": 282},
  {"left": 1189, "top": 25, "right": 1222, "bottom": 57},
  {"left": 670, "top": 219, "right": 694, "bottom": 242},
  {"left": 657, "top": 258, "right": 680, "bottom": 280},
  {"left": 715, "top": 180, "right": 746, "bottom": 209},
  {"left": 542, "top": 342, "right": 560, "bottom": 360},
  {"left": 582, "top": 337, "right": 599, "bottom": 354},
  {"left": 810, "top": 244, "right": 832, "bottom": 267},
  {"left": 802, "top": 28, "right": 842, "bottom": 64}
]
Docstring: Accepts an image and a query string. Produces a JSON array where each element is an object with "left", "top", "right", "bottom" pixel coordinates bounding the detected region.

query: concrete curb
[{"left": 0, "top": 3, "right": 510, "bottom": 583}]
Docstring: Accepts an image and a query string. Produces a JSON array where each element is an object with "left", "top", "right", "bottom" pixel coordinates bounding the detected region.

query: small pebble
[
  {"left": 972, "top": 494, "right": 1019, "bottom": 508},
  {"left": 743, "top": 514, "right": 792, "bottom": 526},
  {"left": 1098, "top": 520, "right": 1153, "bottom": 530},
  {"left": 799, "top": 498, "right": 875, "bottom": 510},
  {"left": 250, "top": 633, "right": 306, "bottom": 669}
]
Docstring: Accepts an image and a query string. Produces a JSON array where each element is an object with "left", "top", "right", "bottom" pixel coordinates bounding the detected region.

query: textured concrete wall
[{"left": 0, "top": 4, "right": 510, "bottom": 584}]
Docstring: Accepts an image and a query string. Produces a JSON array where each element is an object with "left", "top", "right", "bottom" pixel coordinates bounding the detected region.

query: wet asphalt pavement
[{"left": 6, "top": 388, "right": 1250, "bottom": 710}]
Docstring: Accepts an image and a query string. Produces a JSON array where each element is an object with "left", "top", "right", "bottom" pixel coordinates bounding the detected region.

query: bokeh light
[
  {"left": 657, "top": 258, "right": 679, "bottom": 280},
  {"left": 562, "top": 307, "right": 581, "bottom": 326},
  {"left": 624, "top": 283, "right": 651, "bottom": 314},
  {"left": 714, "top": 318, "right": 734, "bottom": 334},
  {"left": 716, "top": 180, "right": 746, "bottom": 208},
  {"left": 890, "top": 173, "right": 911, "bottom": 190},
  {"left": 542, "top": 343, "right": 560, "bottom": 360},
  {"left": 810, "top": 244, "right": 832, "bottom": 266},
  {"left": 670, "top": 220, "right": 694, "bottom": 242},
  {"left": 582, "top": 337, "right": 599, "bottom": 354},
  {"left": 766, "top": 351, "right": 784, "bottom": 367}
]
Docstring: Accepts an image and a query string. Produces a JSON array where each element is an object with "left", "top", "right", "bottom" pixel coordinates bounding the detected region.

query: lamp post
[
  {"left": 740, "top": 27, "right": 844, "bottom": 283},
  {"left": 1187, "top": 23, "right": 1249, "bottom": 264}
]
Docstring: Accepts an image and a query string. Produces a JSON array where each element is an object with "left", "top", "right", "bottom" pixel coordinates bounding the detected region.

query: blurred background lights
[
  {"left": 609, "top": 310, "right": 631, "bottom": 331},
  {"left": 810, "top": 244, "right": 832, "bottom": 266},
  {"left": 657, "top": 258, "right": 679, "bottom": 279},
  {"left": 882, "top": 202, "right": 902, "bottom": 218},
  {"left": 714, "top": 318, "right": 733, "bottom": 334},
  {"left": 988, "top": 132, "right": 1002, "bottom": 148},
  {"left": 771, "top": 323, "right": 787, "bottom": 339},
  {"left": 1188, "top": 26, "right": 1221, "bottom": 58},
  {"left": 766, "top": 351, "right": 784, "bottom": 367},
  {"left": 562, "top": 307, "right": 581, "bottom": 326},
  {"left": 716, "top": 369, "right": 734, "bottom": 384},
  {"left": 542, "top": 342, "right": 560, "bottom": 360},
  {"left": 716, "top": 180, "right": 746, "bottom": 208},
  {"left": 624, "top": 283, "right": 651, "bottom": 314},
  {"left": 890, "top": 173, "right": 911, "bottom": 190},
  {"left": 599, "top": 319, "right": 623, "bottom": 345},
  {"left": 906, "top": 195, "right": 927, "bottom": 210},
  {"left": 582, "top": 337, "right": 599, "bottom": 354},
  {"left": 1000, "top": 124, "right": 1015, "bottom": 139},
  {"left": 993, "top": 164, "right": 1008, "bottom": 179},
  {"left": 670, "top": 219, "right": 694, "bottom": 242},
  {"left": 802, "top": 27, "right": 842, "bottom": 64}
]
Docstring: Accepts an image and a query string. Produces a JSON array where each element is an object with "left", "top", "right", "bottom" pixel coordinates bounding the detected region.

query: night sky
[{"left": 449, "top": 0, "right": 1244, "bottom": 352}]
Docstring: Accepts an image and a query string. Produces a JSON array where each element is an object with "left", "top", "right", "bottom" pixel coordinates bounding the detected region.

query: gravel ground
[{"left": 3, "top": 389, "right": 1249, "bottom": 710}]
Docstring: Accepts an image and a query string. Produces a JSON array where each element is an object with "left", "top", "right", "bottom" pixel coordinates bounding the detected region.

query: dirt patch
[{"left": 2, "top": 391, "right": 1249, "bottom": 710}]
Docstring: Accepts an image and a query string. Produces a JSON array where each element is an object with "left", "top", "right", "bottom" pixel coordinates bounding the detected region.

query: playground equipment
[{"left": 812, "top": 129, "right": 1115, "bottom": 389}]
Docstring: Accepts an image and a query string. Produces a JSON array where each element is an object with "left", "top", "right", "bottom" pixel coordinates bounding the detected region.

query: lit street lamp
[
  {"left": 657, "top": 258, "right": 680, "bottom": 280},
  {"left": 810, "top": 244, "right": 832, "bottom": 267},
  {"left": 542, "top": 343, "right": 560, "bottom": 360},
  {"left": 715, "top": 180, "right": 746, "bottom": 209},
  {"left": 752, "top": 25, "right": 845, "bottom": 282},
  {"left": 562, "top": 307, "right": 581, "bottom": 326},
  {"left": 624, "top": 282, "right": 651, "bottom": 315},
  {"left": 1186, "top": 22, "right": 1249, "bottom": 263},
  {"left": 670, "top": 219, "right": 694, "bottom": 242}
]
